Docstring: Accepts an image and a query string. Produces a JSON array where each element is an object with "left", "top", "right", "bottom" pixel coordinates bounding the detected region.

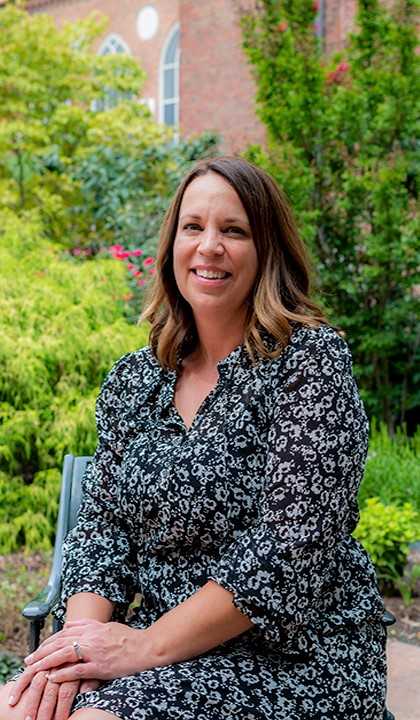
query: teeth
[{"left": 195, "top": 269, "right": 228, "bottom": 279}]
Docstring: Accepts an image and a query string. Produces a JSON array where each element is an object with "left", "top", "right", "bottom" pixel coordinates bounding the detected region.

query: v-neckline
[{"left": 172, "top": 371, "right": 221, "bottom": 433}]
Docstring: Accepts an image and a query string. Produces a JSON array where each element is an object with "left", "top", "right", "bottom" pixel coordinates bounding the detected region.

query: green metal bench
[
  {"left": 22, "top": 454, "right": 91, "bottom": 651},
  {"left": 21, "top": 453, "right": 397, "bottom": 720}
]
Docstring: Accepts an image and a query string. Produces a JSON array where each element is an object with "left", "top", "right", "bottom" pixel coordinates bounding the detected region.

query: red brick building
[{"left": 12, "top": 0, "right": 358, "bottom": 151}]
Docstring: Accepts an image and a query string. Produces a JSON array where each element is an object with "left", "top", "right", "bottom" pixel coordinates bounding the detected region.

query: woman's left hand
[{"left": 9, "top": 620, "right": 151, "bottom": 704}]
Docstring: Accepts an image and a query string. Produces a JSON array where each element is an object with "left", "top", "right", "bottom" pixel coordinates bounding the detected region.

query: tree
[
  {"left": 240, "top": 0, "right": 419, "bottom": 431},
  {"left": 0, "top": 5, "right": 218, "bottom": 550},
  {"left": 0, "top": 4, "right": 218, "bottom": 255}
]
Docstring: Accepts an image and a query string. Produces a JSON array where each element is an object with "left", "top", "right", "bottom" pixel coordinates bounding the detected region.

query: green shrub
[
  {"left": 354, "top": 497, "right": 420, "bottom": 591},
  {"left": 0, "top": 212, "right": 149, "bottom": 553},
  {"left": 0, "top": 470, "right": 60, "bottom": 554},
  {"left": 0, "top": 652, "right": 21, "bottom": 684},
  {"left": 360, "top": 421, "right": 420, "bottom": 509}
]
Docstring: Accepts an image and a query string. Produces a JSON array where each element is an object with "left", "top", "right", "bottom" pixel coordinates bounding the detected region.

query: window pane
[
  {"left": 164, "top": 68, "right": 175, "bottom": 100},
  {"left": 165, "top": 28, "right": 179, "bottom": 64},
  {"left": 163, "top": 102, "right": 176, "bottom": 126}
]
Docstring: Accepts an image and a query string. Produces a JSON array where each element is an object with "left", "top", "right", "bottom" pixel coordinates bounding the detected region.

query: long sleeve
[
  {"left": 52, "top": 355, "right": 137, "bottom": 624},
  {"left": 208, "top": 326, "right": 374, "bottom": 654}
]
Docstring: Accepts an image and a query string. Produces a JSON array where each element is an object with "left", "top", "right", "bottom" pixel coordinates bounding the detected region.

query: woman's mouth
[{"left": 192, "top": 269, "right": 231, "bottom": 279}]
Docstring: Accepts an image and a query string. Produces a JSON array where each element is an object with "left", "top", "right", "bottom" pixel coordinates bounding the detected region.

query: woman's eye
[
  {"left": 225, "top": 226, "right": 246, "bottom": 235},
  {"left": 184, "top": 223, "right": 201, "bottom": 231}
]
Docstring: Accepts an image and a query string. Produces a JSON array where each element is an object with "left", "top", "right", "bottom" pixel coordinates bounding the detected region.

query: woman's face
[{"left": 173, "top": 172, "right": 258, "bottom": 323}]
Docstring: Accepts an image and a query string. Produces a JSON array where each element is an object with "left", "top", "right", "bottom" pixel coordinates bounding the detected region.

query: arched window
[
  {"left": 98, "top": 33, "right": 131, "bottom": 56},
  {"left": 160, "top": 24, "right": 180, "bottom": 127},
  {"left": 94, "top": 34, "right": 132, "bottom": 111}
]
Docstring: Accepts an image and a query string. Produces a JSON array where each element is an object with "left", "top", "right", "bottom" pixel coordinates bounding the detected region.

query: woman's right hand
[{"left": 21, "top": 670, "right": 99, "bottom": 720}]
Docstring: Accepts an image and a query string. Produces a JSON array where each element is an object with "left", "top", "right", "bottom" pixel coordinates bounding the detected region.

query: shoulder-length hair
[{"left": 141, "top": 156, "right": 326, "bottom": 368}]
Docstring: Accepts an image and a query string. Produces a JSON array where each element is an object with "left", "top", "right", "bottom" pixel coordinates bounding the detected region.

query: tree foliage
[
  {"left": 0, "top": 6, "right": 219, "bottom": 550},
  {"left": 0, "top": 4, "right": 218, "bottom": 257},
  {"left": 241, "top": 0, "right": 419, "bottom": 430}
]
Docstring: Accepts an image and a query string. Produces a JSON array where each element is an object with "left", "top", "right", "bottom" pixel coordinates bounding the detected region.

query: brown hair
[{"left": 140, "top": 156, "right": 326, "bottom": 368}]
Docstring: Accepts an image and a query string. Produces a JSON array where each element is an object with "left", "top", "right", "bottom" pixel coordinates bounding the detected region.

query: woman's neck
[{"left": 189, "top": 315, "right": 246, "bottom": 371}]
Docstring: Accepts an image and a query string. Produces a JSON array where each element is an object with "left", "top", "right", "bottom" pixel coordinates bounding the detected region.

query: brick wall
[
  {"left": 28, "top": 0, "right": 179, "bottom": 118},
  {"left": 179, "top": 0, "right": 265, "bottom": 152},
  {"left": 20, "top": 0, "right": 373, "bottom": 151},
  {"left": 324, "top": 0, "right": 357, "bottom": 54}
]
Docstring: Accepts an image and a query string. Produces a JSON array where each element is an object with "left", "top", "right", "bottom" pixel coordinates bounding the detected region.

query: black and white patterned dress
[{"left": 55, "top": 323, "right": 387, "bottom": 719}]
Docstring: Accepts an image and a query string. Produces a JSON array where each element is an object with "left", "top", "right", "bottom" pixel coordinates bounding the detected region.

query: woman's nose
[{"left": 198, "top": 227, "right": 224, "bottom": 254}]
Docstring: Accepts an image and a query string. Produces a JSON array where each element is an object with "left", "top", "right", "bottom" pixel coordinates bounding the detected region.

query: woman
[{"left": 3, "top": 157, "right": 387, "bottom": 720}]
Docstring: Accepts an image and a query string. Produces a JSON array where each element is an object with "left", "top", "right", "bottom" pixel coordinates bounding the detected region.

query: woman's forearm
[
  {"left": 66, "top": 592, "right": 114, "bottom": 622},
  {"left": 142, "top": 580, "right": 253, "bottom": 668}
]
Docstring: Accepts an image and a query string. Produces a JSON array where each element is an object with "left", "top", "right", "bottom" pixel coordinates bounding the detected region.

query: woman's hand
[
  {"left": 10, "top": 670, "right": 99, "bottom": 720},
  {"left": 9, "top": 620, "right": 150, "bottom": 705}
]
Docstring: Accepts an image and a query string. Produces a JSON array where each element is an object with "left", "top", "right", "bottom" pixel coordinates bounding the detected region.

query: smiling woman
[
  {"left": 2, "top": 157, "right": 388, "bottom": 720},
  {"left": 142, "top": 156, "right": 324, "bottom": 370},
  {"left": 173, "top": 172, "right": 258, "bottom": 337}
]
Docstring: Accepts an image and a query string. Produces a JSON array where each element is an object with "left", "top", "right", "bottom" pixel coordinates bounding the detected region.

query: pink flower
[
  {"left": 327, "top": 61, "right": 350, "bottom": 85},
  {"left": 137, "top": 279, "right": 146, "bottom": 287},
  {"left": 110, "top": 244, "right": 123, "bottom": 252},
  {"left": 143, "top": 257, "right": 155, "bottom": 267},
  {"left": 132, "top": 249, "right": 143, "bottom": 256},
  {"left": 133, "top": 270, "right": 143, "bottom": 277},
  {"left": 148, "top": 267, "right": 156, "bottom": 276},
  {"left": 73, "top": 248, "right": 82, "bottom": 256},
  {"left": 337, "top": 61, "right": 350, "bottom": 73}
]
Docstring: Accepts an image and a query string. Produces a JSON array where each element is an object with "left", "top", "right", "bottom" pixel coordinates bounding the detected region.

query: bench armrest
[{"left": 22, "top": 582, "right": 61, "bottom": 622}]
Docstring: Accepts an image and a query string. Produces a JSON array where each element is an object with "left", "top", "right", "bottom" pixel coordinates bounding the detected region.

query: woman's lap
[{"left": 70, "top": 622, "right": 387, "bottom": 720}]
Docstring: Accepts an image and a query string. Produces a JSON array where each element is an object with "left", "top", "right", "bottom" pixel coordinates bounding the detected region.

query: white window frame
[
  {"left": 159, "top": 23, "right": 180, "bottom": 127},
  {"left": 98, "top": 33, "right": 131, "bottom": 56},
  {"left": 92, "top": 34, "right": 132, "bottom": 112}
]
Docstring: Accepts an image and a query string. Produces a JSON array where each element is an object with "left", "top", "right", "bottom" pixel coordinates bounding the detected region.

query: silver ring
[{"left": 72, "top": 640, "right": 84, "bottom": 662}]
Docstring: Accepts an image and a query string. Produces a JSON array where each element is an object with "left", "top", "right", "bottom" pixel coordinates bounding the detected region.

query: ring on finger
[{"left": 72, "top": 640, "right": 84, "bottom": 662}]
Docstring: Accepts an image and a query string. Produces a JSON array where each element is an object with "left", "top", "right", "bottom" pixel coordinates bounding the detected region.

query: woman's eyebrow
[
  {"left": 224, "top": 217, "right": 251, "bottom": 228},
  {"left": 180, "top": 213, "right": 250, "bottom": 228},
  {"left": 179, "top": 213, "right": 202, "bottom": 222}
]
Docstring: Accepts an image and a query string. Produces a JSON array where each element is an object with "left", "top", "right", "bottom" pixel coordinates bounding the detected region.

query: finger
[
  {"left": 21, "top": 671, "right": 48, "bottom": 720},
  {"left": 47, "top": 663, "right": 95, "bottom": 683},
  {"left": 79, "top": 680, "right": 100, "bottom": 694},
  {"left": 28, "top": 646, "right": 83, "bottom": 675},
  {"left": 36, "top": 680, "right": 60, "bottom": 720},
  {"left": 8, "top": 666, "right": 40, "bottom": 706},
  {"left": 25, "top": 633, "right": 72, "bottom": 665},
  {"left": 54, "top": 681, "right": 79, "bottom": 720}
]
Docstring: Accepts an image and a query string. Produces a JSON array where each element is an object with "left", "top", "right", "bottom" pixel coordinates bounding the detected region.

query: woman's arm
[
  {"left": 141, "top": 580, "right": 253, "bottom": 667},
  {"left": 66, "top": 592, "right": 114, "bottom": 623},
  {"left": 15, "top": 580, "right": 253, "bottom": 687}
]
